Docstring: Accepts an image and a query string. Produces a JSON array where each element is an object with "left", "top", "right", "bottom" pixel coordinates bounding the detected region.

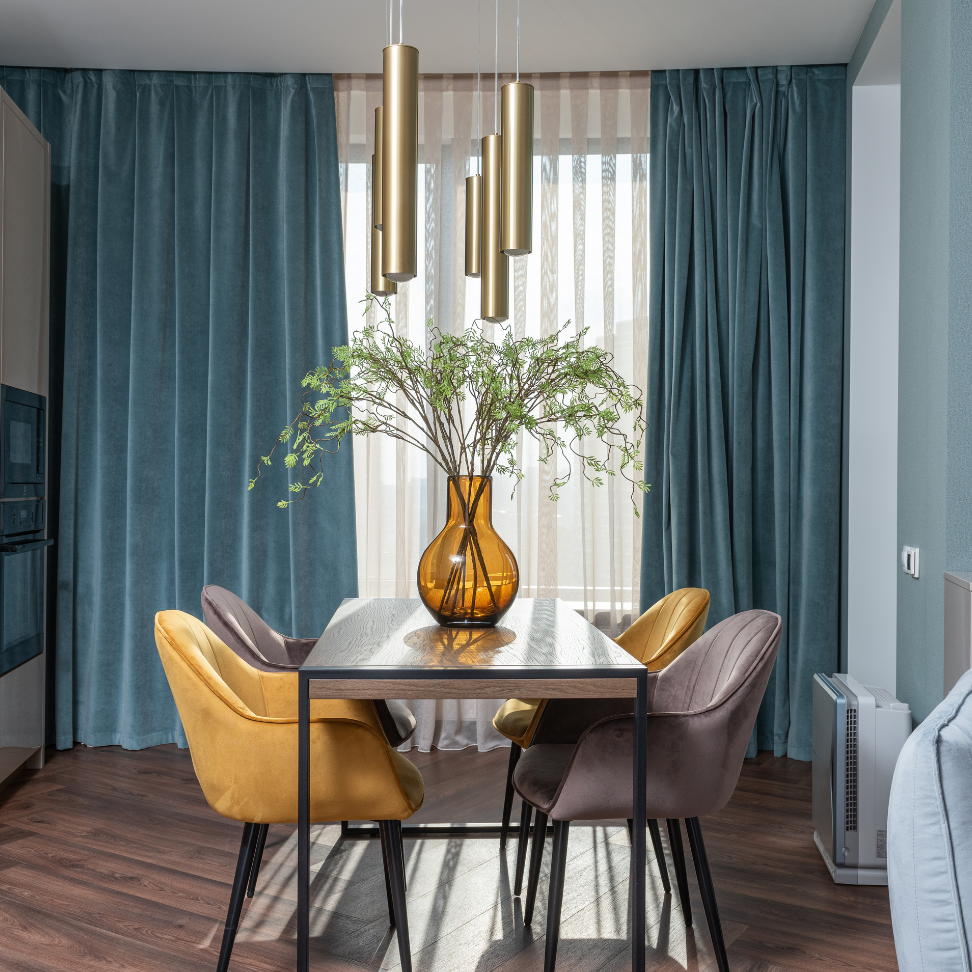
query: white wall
[{"left": 847, "top": 83, "right": 901, "bottom": 693}]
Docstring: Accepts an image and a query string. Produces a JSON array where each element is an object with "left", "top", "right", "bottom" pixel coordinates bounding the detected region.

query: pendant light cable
[
  {"left": 494, "top": 0, "right": 498, "bottom": 132},
  {"left": 516, "top": 0, "right": 520, "bottom": 81},
  {"left": 477, "top": 0, "right": 482, "bottom": 173},
  {"left": 400, "top": 0, "right": 404, "bottom": 43}
]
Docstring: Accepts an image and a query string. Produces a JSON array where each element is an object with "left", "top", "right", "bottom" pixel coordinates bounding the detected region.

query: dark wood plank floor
[{"left": 0, "top": 745, "right": 897, "bottom": 972}]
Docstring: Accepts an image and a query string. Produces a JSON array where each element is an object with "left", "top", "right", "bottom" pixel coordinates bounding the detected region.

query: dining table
[{"left": 297, "top": 596, "right": 649, "bottom": 972}]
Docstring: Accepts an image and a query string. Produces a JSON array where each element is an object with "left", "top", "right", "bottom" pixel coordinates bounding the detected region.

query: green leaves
[{"left": 251, "top": 295, "right": 650, "bottom": 511}]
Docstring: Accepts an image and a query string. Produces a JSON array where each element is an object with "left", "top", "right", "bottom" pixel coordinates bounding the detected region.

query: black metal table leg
[
  {"left": 298, "top": 671, "right": 310, "bottom": 972},
  {"left": 632, "top": 670, "right": 647, "bottom": 972}
]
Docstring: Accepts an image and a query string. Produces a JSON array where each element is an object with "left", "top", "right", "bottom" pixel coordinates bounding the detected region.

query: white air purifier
[{"left": 811, "top": 673, "right": 912, "bottom": 885}]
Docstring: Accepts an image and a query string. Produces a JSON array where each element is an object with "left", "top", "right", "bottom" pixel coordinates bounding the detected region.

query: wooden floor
[{"left": 0, "top": 745, "right": 897, "bottom": 972}]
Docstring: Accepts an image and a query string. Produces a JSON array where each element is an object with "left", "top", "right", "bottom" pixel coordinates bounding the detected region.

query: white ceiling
[{"left": 0, "top": 0, "right": 875, "bottom": 75}]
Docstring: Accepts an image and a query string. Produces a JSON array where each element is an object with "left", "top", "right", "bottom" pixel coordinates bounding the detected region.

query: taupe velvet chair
[
  {"left": 494, "top": 588, "right": 711, "bottom": 897},
  {"left": 202, "top": 585, "right": 417, "bottom": 748},
  {"left": 513, "top": 609, "right": 782, "bottom": 972},
  {"left": 201, "top": 584, "right": 418, "bottom": 898}
]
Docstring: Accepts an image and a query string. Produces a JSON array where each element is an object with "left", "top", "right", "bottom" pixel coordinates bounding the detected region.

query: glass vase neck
[{"left": 447, "top": 475, "right": 492, "bottom": 523}]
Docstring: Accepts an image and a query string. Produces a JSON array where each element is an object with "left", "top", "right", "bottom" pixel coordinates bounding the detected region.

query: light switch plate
[{"left": 902, "top": 546, "right": 920, "bottom": 578}]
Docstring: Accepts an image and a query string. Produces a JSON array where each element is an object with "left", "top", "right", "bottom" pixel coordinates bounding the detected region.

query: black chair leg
[
  {"left": 543, "top": 820, "right": 570, "bottom": 972},
  {"left": 685, "top": 817, "right": 729, "bottom": 972},
  {"left": 216, "top": 822, "right": 260, "bottom": 972},
  {"left": 380, "top": 820, "right": 412, "bottom": 972},
  {"left": 648, "top": 818, "right": 671, "bottom": 894},
  {"left": 666, "top": 818, "right": 692, "bottom": 927},
  {"left": 246, "top": 824, "right": 269, "bottom": 898},
  {"left": 514, "top": 800, "right": 533, "bottom": 894},
  {"left": 398, "top": 824, "right": 407, "bottom": 891},
  {"left": 378, "top": 820, "right": 396, "bottom": 926},
  {"left": 500, "top": 743, "right": 522, "bottom": 850},
  {"left": 523, "top": 809, "right": 549, "bottom": 925}
]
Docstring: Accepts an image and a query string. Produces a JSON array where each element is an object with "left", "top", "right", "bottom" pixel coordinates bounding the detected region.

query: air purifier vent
[
  {"left": 813, "top": 673, "right": 912, "bottom": 883},
  {"left": 845, "top": 707, "right": 858, "bottom": 832}
]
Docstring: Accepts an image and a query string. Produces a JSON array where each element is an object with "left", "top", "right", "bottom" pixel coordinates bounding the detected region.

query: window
[{"left": 335, "top": 73, "right": 649, "bottom": 750}]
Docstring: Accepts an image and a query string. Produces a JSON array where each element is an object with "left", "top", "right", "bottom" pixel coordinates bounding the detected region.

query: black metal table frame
[
  {"left": 340, "top": 821, "right": 553, "bottom": 838},
  {"left": 297, "top": 664, "right": 648, "bottom": 972}
]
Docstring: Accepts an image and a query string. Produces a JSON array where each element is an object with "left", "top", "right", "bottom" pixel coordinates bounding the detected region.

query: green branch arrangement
[{"left": 250, "top": 296, "right": 649, "bottom": 526}]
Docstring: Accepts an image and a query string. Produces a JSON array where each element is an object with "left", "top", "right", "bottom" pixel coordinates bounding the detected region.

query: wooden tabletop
[{"left": 303, "top": 597, "right": 639, "bottom": 672}]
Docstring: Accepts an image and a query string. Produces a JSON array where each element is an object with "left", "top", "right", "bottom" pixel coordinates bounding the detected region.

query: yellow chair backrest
[
  {"left": 615, "top": 587, "right": 710, "bottom": 671},
  {"left": 497, "top": 588, "right": 712, "bottom": 749},
  {"left": 154, "top": 610, "right": 423, "bottom": 824}
]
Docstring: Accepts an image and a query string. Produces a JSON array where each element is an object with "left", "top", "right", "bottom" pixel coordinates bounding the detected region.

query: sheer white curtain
[{"left": 334, "top": 72, "right": 649, "bottom": 751}]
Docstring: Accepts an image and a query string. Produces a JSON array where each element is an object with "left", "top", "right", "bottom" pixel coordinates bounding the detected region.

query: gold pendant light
[
  {"left": 481, "top": 132, "right": 508, "bottom": 322},
  {"left": 465, "top": 0, "right": 483, "bottom": 279},
  {"left": 480, "top": 0, "right": 508, "bottom": 322},
  {"left": 373, "top": 107, "right": 384, "bottom": 230},
  {"left": 501, "top": 80, "right": 533, "bottom": 255},
  {"left": 371, "top": 228, "right": 398, "bottom": 296},
  {"left": 371, "top": 156, "right": 398, "bottom": 296},
  {"left": 381, "top": 41, "right": 419, "bottom": 282},
  {"left": 465, "top": 173, "right": 482, "bottom": 277}
]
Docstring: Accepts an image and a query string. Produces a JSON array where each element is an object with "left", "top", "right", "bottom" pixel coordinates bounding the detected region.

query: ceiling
[{"left": 0, "top": 0, "right": 875, "bottom": 75}]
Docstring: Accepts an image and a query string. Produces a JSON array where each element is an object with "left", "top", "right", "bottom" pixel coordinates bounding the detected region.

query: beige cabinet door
[
  {"left": 0, "top": 89, "right": 50, "bottom": 782},
  {"left": 0, "top": 88, "right": 50, "bottom": 397}
]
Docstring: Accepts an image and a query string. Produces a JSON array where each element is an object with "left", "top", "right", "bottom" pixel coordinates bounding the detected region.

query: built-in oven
[{"left": 0, "top": 500, "right": 51, "bottom": 678}]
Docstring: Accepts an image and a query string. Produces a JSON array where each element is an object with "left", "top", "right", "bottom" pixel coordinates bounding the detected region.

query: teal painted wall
[
  {"left": 947, "top": 2, "right": 972, "bottom": 576},
  {"left": 897, "top": 0, "right": 949, "bottom": 722},
  {"left": 898, "top": 0, "right": 972, "bottom": 722}
]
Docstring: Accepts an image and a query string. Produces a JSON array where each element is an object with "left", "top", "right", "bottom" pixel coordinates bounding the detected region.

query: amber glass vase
[{"left": 417, "top": 476, "right": 519, "bottom": 626}]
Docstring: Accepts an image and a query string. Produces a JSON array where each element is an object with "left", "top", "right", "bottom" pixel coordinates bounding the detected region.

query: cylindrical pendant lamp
[
  {"left": 371, "top": 153, "right": 397, "bottom": 295},
  {"left": 370, "top": 155, "right": 398, "bottom": 296},
  {"left": 501, "top": 81, "right": 534, "bottom": 255},
  {"left": 371, "top": 227, "right": 398, "bottom": 296},
  {"left": 465, "top": 174, "right": 482, "bottom": 278},
  {"left": 373, "top": 107, "right": 384, "bottom": 230},
  {"left": 381, "top": 44, "right": 419, "bottom": 282},
  {"left": 481, "top": 133, "right": 508, "bottom": 323}
]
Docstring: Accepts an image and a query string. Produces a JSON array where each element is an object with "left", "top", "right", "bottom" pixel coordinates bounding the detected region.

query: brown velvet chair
[
  {"left": 155, "top": 610, "right": 423, "bottom": 972},
  {"left": 202, "top": 585, "right": 417, "bottom": 748},
  {"left": 493, "top": 588, "right": 710, "bottom": 894},
  {"left": 513, "top": 609, "right": 782, "bottom": 972}
]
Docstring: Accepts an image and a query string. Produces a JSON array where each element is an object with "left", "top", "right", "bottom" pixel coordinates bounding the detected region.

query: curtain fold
[
  {"left": 0, "top": 68, "right": 356, "bottom": 750},
  {"left": 642, "top": 66, "right": 845, "bottom": 761}
]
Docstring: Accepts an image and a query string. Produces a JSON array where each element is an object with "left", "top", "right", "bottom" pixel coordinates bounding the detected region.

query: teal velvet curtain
[
  {"left": 0, "top": 68, "right": 357, "bottom": 750},
  {"left": 642, "top": 66, "right": 846, "bottom": 760}
]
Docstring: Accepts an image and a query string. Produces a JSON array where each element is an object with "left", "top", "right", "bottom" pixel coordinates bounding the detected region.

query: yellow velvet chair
[
  {"left": 154, "top": 610, "right": 424, "bottom": 972},
  {"left": 493, "top": 587, "right": 710, "bottom": 891}
]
